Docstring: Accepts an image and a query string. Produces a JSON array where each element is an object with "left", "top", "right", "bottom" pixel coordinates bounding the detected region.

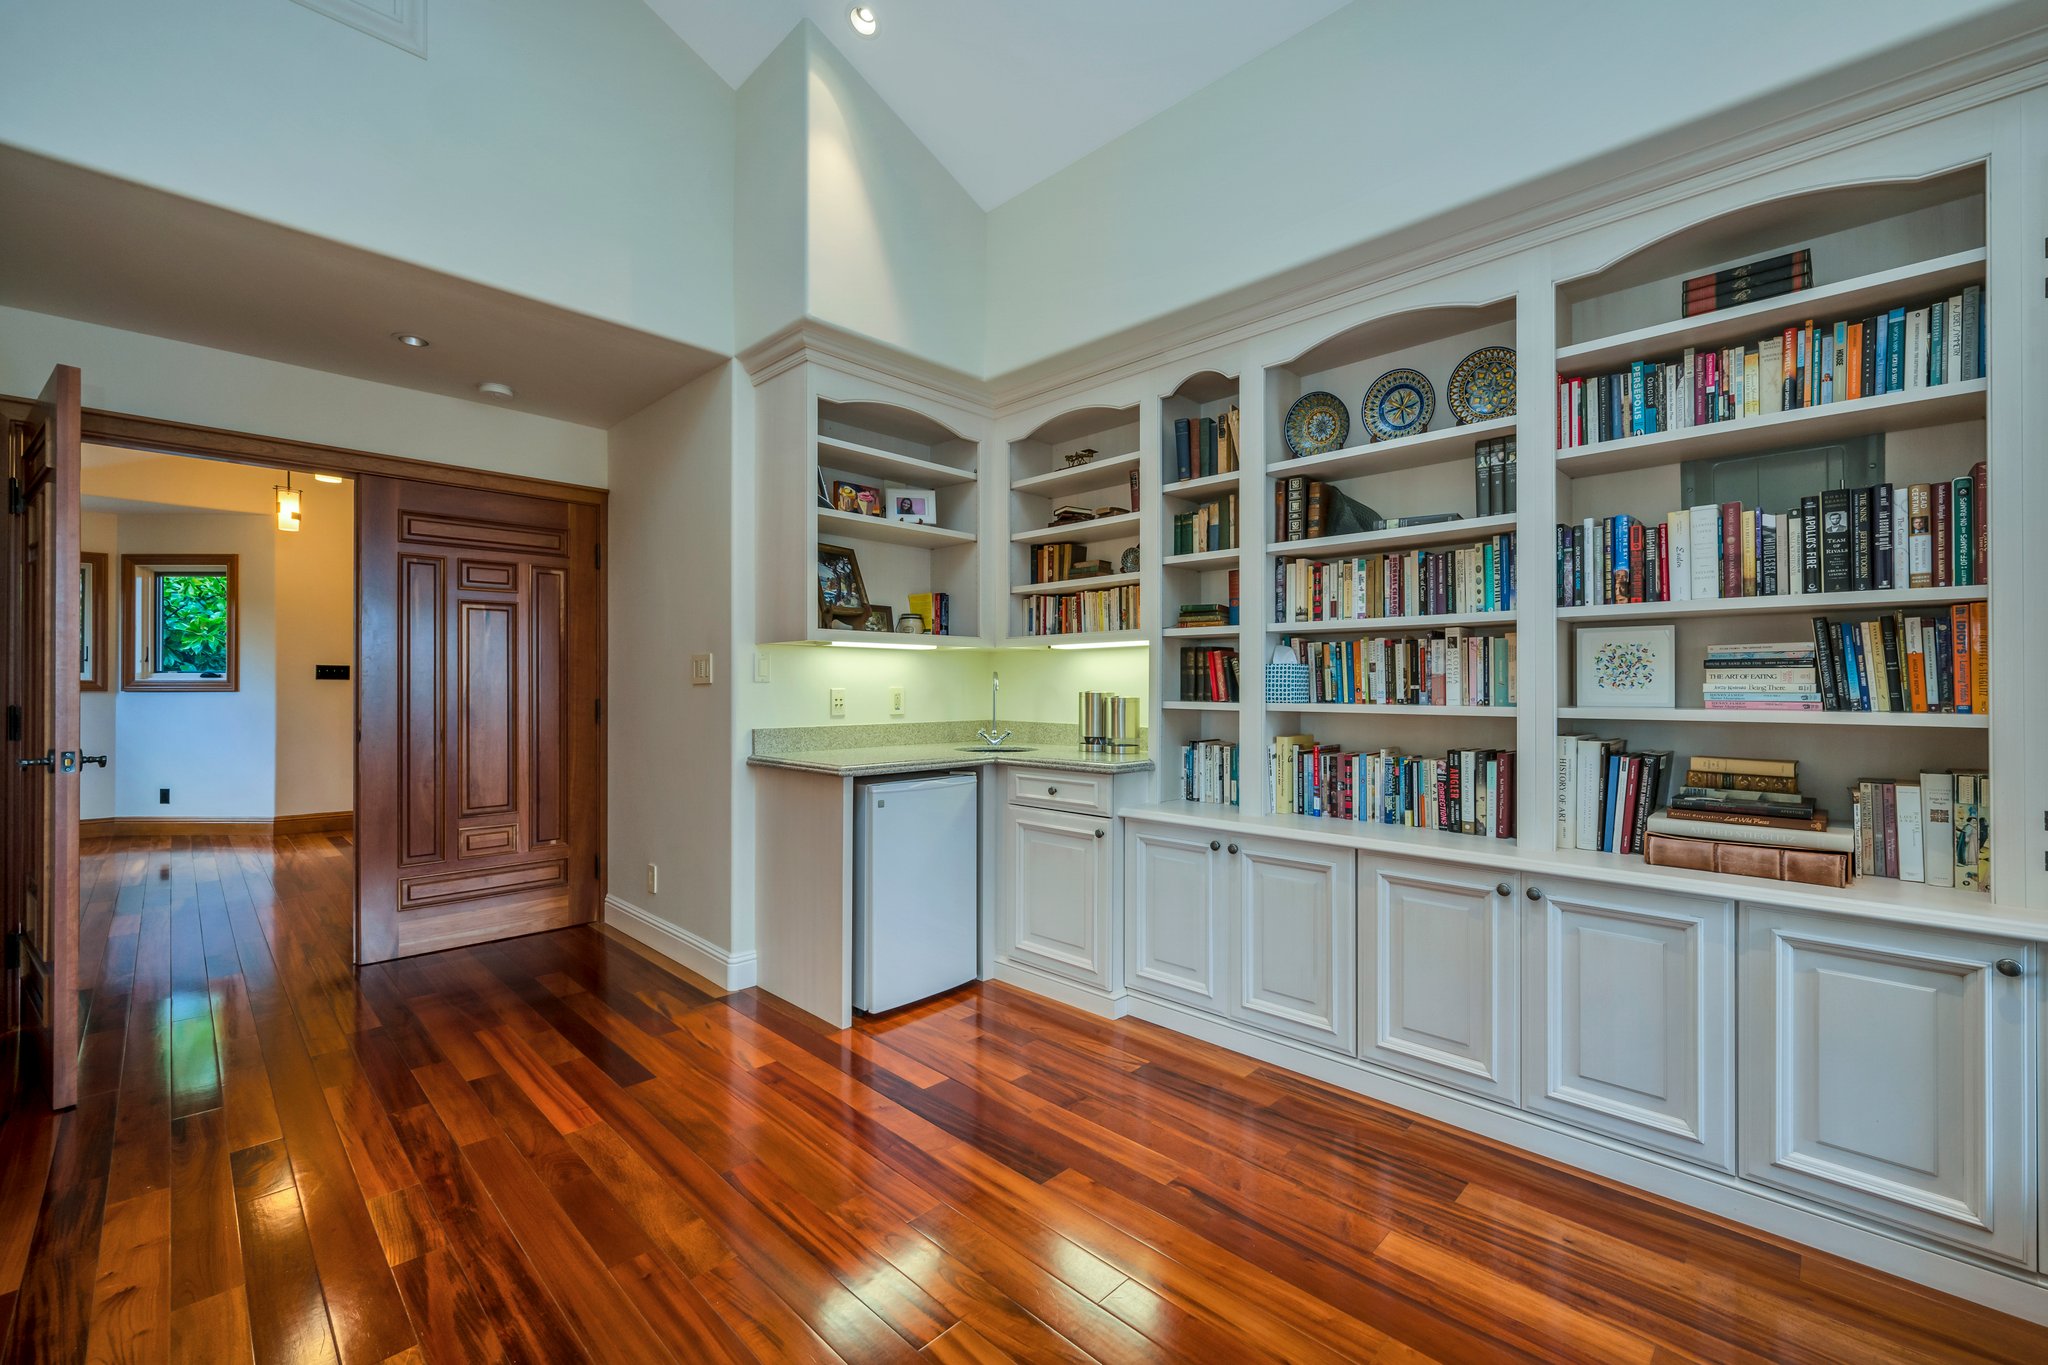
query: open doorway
[{"left": 80, "top": 446, "right": 355, "bottom": 839}]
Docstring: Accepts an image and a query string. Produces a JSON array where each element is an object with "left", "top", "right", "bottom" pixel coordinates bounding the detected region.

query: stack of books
[
  {"left": 1558, "top": 284, "right": 1985, "bottom": 449},
  {"left": 1849, "top": 772, "right": 1989, "bottom": 891},
  {"left": 1171, "top": 407, "right": 1241, "bottom": 483},
  {"left": 1174, "top": 602, "right": 1232, "bottom": 630},
  {"left": 1638, "top": 757, "right": 1853, "bottom": 888},
  {"left": 1681, "top": 249, "right": 1813, "bottom": 317},
  {"left": 1810, "top": 608, "right": 1985, "bottom": 714},
  {"left": 1275, "top": 531, "right": 1515, "bottom": 624},
  {"left": 1172, "top": 493, "right": 1238, "bottom": 555},
  {"left": 1702, "top": 641, "right": 1820, "bottom": 712},
  {"left": 1179, "top": 646, "right": 1240, "bottom": 702},
  {"left": 1181, "top": 740, "right": 1239, "bottom": 806},
  {"left": 1287, "top": 629, "right": 1514, "bottom": 708},
  {"left": 1273, "top": 735, "right": 1515, "bottom": 837}
]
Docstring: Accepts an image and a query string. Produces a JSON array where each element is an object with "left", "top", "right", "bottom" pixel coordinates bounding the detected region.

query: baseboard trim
[
  {"left": 82, "top": 811, "right": 353, "bottom": 839},
  {"left": 990, "top": 958, "right": 1130, "bottom": 1018},
  {"left": 603, "top": 895, "right": 757, "bottom": 992}
]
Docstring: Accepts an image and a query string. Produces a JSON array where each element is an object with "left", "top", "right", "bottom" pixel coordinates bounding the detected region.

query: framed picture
[
  {"left": 858, "top": 606, "right": 894, "bottom": 632},
  {"left": 815, "top": 542, "right": 869, "bottom": 623},
  {"left": 886, "top": 486, "right": 937, "bottom": 526},
  {"left": 831, "top": 480, "right": 884, "bottom": 516},
  {"left": 1574, "top": 625, "right": 1675, "bottom": 709}
]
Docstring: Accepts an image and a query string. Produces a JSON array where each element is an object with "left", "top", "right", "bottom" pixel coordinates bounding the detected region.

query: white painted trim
[
  {"left": 990, "top": 957, "right": 1130, "bottom": 1019},
  {"left": 604, "top": 895, "right": 758, "bottom": 992},
  {"left": 1120, "top": 990, "right": 2048, "bottom": 1325},
  {"left": 290, "top": 0, "right": 427, "bottom": 57}
]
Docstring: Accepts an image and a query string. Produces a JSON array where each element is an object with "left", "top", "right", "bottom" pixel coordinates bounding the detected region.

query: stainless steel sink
[{"left": 954, "top": 745, "right": 1036, "bottom": 753}]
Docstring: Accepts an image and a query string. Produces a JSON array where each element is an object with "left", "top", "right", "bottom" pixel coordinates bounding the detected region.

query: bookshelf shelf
[
  {"left": 1269, "top": 415, "right": 1516, "bottom": 482},
  {"left": 1269, "top": 513, "right": 1518, "bottom": 558},
  {"left": 800, "top": 626, "right": 984, "bottom": 649},
  {"left": 815, "top": 507, "right": 975, "bottom": 550},
  {"left": 1163, "top": 625, "right": 1241, "bottom": 639},
  {"left": 1557, "top": 379, "right": 1986, "bottom": 476},
  {"left": 1010, "top": 452, "right": 1140, "bottom": 499},
  {"left": 1557, "top": 249, "right": 1988, "bottom": 374},
  {"left": 1163, "top": 700, "right": 1241, "bottom": 713},
  {"left": 1011, "top": 572, "right": 1139, "bottom": 597},
  {"left": 1163, "top": 548, "right": 1239, "bottom": 570},
  {"left": 1273, "top": 703, "right": 1515, "bottom": 718},
  {"left": 817, "top": 435, "right": 977, "bottom": 488},
  {"left": 1275, "top": 611, "right": 1516, "bottom": 635},
  {"left": 1011, "top": 511, "right": 1139, "bottom": 546},
  {"left": 1556, "top": 584, "right": 1988, "bottom": 621},
  {"left": 1005, "top": 628, "right": 1149, "bottom": 648},
  {"left": 1557, "top": 705, "right": 1989, "bottom": 729},
  {"left": 1163, "top": 469, "right": 1242, "bottom": 499}
]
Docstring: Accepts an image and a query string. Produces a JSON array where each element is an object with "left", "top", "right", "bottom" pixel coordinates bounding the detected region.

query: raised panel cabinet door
[
  {"left": 1739, "top": 908, "right": 2034, "bottom": 1265},
  {"left": 1125, "top": 824, "right": 1226, "bottom": 1013},
  {"left": 1521, "top": 879, "right": 1734, "bottom": 1171},
  {"left": 1003, "top": 805, "right": 1111, "bottom": 989},
  {"left": 1232, "top": 836, "right": 1355, "bottom": 1052},
  {"left": 1361, "top": 855, "right": 1516, "bottom": 1101}
]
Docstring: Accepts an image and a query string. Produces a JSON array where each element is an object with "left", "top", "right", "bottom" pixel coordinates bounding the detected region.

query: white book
[
  {"left": 1892, "top": 486, "right": 1909, "bottom": 588},
  {"left": 1575, "top": 737, "right": 1609, "bottom": 851},
  {"left": 1678, "top": 349, "right": 1694, "bottom": 428},
  {"left": 1785, "top": 517, "right": 1803, "bottom": 595},
  {"left": 1896, "top": 784, "right": 1925, "bottom": 882},
  {"left": 1945, "top": 294, "right": 1964, "bottom": 385},
  {"left": 1582, "top": 518, "right": 1598, "bottom": 605},
  {"left": 1556, "top": 734, "right": 1583, "bottom": 848},
  {"left": 1689, "top": 504, "right": 1721, "bottom": 599},
  {"left": 1667, "top": 510, "right": 1691, "bottom": 600},
  {"left": 1920, "top": 771, "right": 1955, "bottom": 888}
]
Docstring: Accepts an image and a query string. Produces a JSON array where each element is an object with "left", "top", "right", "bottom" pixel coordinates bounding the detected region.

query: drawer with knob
[{"left": 1005, "top": 767, "right": 1111, "bottom": 817}]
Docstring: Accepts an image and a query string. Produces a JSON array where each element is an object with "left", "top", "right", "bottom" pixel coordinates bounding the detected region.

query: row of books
[
  {"left": 1021, "top": 585, "right": 1139, "bottom": 637},
  {"left": 1284, "top": 630, "right": 1515, "bottom": 708},
  {"left": 1850, "top": 773, "right": 1988, "bottom": 890},
  {"left": 1171, "top": 407, "right": 1241, "bottom": 484},
  {"left": 1181, "top": 740, "right": 1240, "bottom": 806},
  {"left": 1274, "top": 737, "right": 1516, "bottom": 837},
  {"left": 1179, "top": 646, "right": 1240, "bottom": 703},
  {"left": 1273, "top": 478, "right": 1466, "bottom": 546},
  {"left": 906, "top": 591, "right": 952, "bottom": 635},
  {"left": 1027, "top": 542, "right": 1113, "bottom": 585},
  {"left": 1473, "top": 436, "right": 1518, "bottom": 517},
  {"left": 1558, "top": 285, "right": 1986, "bottom": 448},
  {"left": 1806, "top": 608, "right": 1987, "bottom": 714},
  {"left": 1171, "top": 492, "right": 1239, "bottom": 557},
  {"left": 1556, "top": 737, "right": 1674, "bottom": 855},
  {"left": 1681, "top": 248, "right": 1811, "bottom": 318},
  {"left": 1275, "top": 533, "right": 1516, "bottom": 624}
]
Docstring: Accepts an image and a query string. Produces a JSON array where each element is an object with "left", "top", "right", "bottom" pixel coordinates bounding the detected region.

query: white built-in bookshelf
[{"left": 1004, "top": 404, "right": 1143, "bottom": 645}]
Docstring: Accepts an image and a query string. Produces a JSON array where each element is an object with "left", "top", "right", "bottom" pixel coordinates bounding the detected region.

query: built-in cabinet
[
  {"left": 1232, "top": 837, "right": 1354, "bottom": 1051},
  {"left": 1126, "top": 823, "right": 1228, "bottom": 1012},
  {"left": 1739, "top": 908, "right": 2035, "bottom": 1265},
  {"left": 997, "top": 768, "right": 1141, "bottom": 996}
]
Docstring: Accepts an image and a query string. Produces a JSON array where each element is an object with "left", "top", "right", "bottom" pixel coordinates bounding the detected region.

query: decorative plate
[
  {"left": 1447, "top": 346, "right": 1516, "bottom": 424},
  {"left": 1282, "top": 390, "right": 1349, "bottom": 459},
  {"left": 1119, "top": 546, "right": 1141, "bottom": 574},
  {"left": 1360, "top": 368, "right": 1435, "bottom": 443}
]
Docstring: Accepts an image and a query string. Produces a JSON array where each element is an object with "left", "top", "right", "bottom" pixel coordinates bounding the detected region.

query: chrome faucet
[{"left": 976, "top": 671, "right": 1012, "bottom": 748}]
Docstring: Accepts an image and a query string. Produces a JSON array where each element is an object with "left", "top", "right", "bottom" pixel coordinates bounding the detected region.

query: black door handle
[
  {"left": 17, "top": 752, "right": 52, "bottom": 771},
  {"left": 80, "top": 754, "right": 107, "bottom": 768}
]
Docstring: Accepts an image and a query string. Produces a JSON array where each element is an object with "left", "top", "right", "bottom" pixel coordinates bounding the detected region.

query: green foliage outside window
[{"left": 157, "top": 574, "right": 228, "bottom": 674}]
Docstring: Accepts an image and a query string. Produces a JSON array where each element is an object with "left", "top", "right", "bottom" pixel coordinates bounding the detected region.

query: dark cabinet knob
[
  {"left": 1047, "top": 786, "right": 1058, "bottom": 795},
  {"left": 1094, "top": 828, "right": 1105, "bottom": 840},
  {"left": 1209, "top": 840, "right": 1221, "bottom": 851},
  {"left": 1995, "top": 958, "right": 2023, "bottom": 978},
  {"left": 1495, "top": 881, "right": 1512, "bottom": 897},
  {"left": 1227, "top": 843, "right": 1239, "bottom": 855},
  {"left": 1525, "top": 886, "right": 1542, "bottom": 901}
]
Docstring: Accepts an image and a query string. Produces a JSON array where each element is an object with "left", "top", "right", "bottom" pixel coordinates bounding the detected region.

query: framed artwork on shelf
[
  {"left": 816, "top": 542, "right": 869, "bottom": 624},
  {"left": 1575, "top": 624, "right": 1676, "bottom": 709},
  {"left": 886, "top": 486, "right": 937, "bottom": 525},
  {"left": 831, "top": 480, "right": 884, "bottom": 516},
  {"left": 858, "top": 606, "right": 895, "bottom": 632}
]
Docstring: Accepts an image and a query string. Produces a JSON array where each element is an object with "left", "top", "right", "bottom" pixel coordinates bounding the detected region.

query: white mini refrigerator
[{"left": 854, "top": 771, "right": 980, "bottom": 1013}]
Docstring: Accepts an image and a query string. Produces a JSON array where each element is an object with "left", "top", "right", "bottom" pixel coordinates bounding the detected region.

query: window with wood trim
[{"left": 121, "top": 555, "right": 239, "bottom": 692}]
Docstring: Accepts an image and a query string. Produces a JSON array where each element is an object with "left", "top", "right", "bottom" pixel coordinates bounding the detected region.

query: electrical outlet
[
  {"left": 828, "top": 687, "right": 846, "bottom": 719},
  {"left": 690, "top": 652, "right": 714, "bottom": 686},
  {"left": 889, "top": 684, "right": 905, "bottom": 717},
  {"left": 753, "top": 651, "right": 771, "bottom": 683},
  {"left": 159, "top": 787, "right": 170, "bottom": 805},
  {"left": 646, "top": 864, "right": 659, "bottom": 895}
]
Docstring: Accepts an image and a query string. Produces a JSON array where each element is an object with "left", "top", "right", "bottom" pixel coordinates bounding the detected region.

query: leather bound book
[{"left": 1644, "top": 833, "right": 1717, "bottom": 872}]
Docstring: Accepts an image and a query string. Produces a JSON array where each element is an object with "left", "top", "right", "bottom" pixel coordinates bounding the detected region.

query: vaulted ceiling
[{"left": 640, "top": 0, "right": 1352, "bottom": 209}]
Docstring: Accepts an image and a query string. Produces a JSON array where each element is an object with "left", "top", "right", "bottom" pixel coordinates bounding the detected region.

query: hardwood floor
[{"left": 0, "top": 834, "right": 2041, "bottom": 1363}]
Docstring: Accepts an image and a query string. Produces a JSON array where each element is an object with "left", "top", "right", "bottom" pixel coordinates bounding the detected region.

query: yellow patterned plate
[{"left": 1448, "top": 346, "right": 1516, "bottom": 424}]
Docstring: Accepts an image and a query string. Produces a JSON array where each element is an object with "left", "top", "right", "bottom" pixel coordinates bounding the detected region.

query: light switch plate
[
  {"left": 690, "top": 652, "right": 714, "bottom": 686},
  {"left": 753, "top": 651, "right": 771, "bottom": 683},
  {"left": 889, "top": 684, "right": 905, "bottom": 717}
]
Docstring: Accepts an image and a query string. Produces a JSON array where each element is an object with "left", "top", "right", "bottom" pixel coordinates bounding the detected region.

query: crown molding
[
  {"left": 737, "top": 317, "right": 993, "bottom": 413},
  {"left": 291, "top": 0, "right": 427, "bottom": 57}
]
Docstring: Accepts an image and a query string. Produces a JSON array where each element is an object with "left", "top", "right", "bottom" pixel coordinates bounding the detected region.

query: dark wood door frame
[{"left": 0, "top": 395, "right": 611, "bottom": 960}]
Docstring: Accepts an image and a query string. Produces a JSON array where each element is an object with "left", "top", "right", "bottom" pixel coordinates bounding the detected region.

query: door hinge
[
  {"left": 594, "top": 544, "right": 603, "bottom": 571},
  {"left": 6, "top": 478, "right": 21, "bottom": 516},
  {"left": 4, "top": 931, "right": 20, "bottom": 972},
  {"left": 4, "top": 704, "right": 18, "bottom": 742},
  {"left": 595, "top": 698, "right": 603, "bottom": 725}
]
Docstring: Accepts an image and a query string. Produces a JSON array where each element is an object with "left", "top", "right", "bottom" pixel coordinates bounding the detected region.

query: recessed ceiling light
[
  {"left": 849, "top": 6, "right": 877, "bottom": 37},
  {"left": 390, "top": 332, "right": 430, "bottom": 347},
  {"left": 313, "top": 473, "right": 345, "bottom": 484},
  {"left": 477, "top": 381, "right": 516, "bottom": 399}
]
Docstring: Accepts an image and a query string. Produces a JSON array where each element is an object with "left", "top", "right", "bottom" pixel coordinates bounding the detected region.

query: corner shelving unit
[{"left": 1005, "top": 404, "right": 1143, "bottom": 646}]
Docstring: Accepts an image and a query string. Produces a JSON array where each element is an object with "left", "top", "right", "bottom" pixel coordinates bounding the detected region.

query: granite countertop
[{"left": 749, "top": 720, "right": 1153, "bottom": 777}]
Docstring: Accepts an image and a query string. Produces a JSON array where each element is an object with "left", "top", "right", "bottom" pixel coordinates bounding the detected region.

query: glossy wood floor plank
[{"left": 0, "top": 835, "right": 2043, "bottom": 1363}]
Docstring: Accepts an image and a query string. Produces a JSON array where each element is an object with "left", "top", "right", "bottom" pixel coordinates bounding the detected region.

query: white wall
[
  {"left": 982, "top": 0, "right": 2034, "bottom": 375},
  {"left": 0, "top": 0, "right": 735, "bottom": 352},
  {"left": 274, "top": 480, "right": 356, "bottom": 817},
  {"left": 736, "top": 28, "right": 811, "bottom": 351},
  {"left": 79, "top": 511, "right": 118, "bottom": 822},
  {"left": 745, "top": 644, "right": 1149, "bottom": 728},
  {"left": 0, "top": 307, "right": 607, "bottom": 488}
]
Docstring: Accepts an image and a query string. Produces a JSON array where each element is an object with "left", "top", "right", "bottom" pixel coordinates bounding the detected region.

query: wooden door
[
  {"left": 1002, "top": 806, "right": 1111, "bottom": 989},
  {"left": 1360, "top": 855, "right": 1517, "bottom": 1101},
  {"left": 355, "top": 475, "right": 603, "bottom": 963},
  {"left": 1521, "top": 879, "right": 1734, "bottom": 1171},
  {"left": 2, "top": 366, "right": 83, "bottom": 1110},
  {"left": 1740, "top": 908, "right": 2034, "bottom": 1265},
  {"left": 1231, "top": 836, "right": 1355, "bottom": 1052},
  {"left": 1125, "top": 823, "right": 1227, "bottom": 1013}
]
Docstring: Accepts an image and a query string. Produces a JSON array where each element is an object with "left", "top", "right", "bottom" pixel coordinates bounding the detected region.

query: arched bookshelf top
[
  {"left": 818, "top": 398, "right": 972, "bottom": 449},
  {"left": 1278, "top": 299, "right": 1516, "bottom": 379},
  {"left": 1167, "top": 370, "right": 1239, "bottom": 404},
  {"left": 1025, "top": 403, "right": 1141, "bottom": 448}
]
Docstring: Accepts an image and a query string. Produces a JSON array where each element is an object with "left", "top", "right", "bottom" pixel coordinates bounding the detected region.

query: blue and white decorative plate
[
  {"left": 1360, "top": 368, "right": 1435, "bottom": 443},
  {"left": 1283, "top": 390, "right": 1349, "bottom": 459},
  {"left": 1447, "top": 346, "right": 1516, "bottom": 424}
]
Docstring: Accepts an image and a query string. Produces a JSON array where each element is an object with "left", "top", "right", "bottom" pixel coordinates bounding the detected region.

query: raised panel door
[
  {"left": 1003, "top": 806, "right": 1111, "bottom": 988},
  {"left": 1361, "top": 855, "right": 1516, "bottom": 1101},
  {"left": 1232, "top": 837, "right": 1354, "bottom": 1051},
  {"left": 1522, "top": 879, "right": 1733, "bottom": 1170},
  {"left": 1126, "top": 824, "right": 1226, "bottom": 1013},
  {"left": 1740, "top": 908, "right": 2034, "bottom": 1264}
]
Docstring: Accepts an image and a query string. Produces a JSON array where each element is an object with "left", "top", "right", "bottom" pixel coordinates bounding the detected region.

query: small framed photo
[
  {"left": 816, "top": 542, "right": 869, "bottom": 623},
  {"left": 886, "top": 486, "right": 937, "bottom": 526},
  {"left": 858, "top": 606, "right": 894, "bottom": 632},
  {"left": 1575, "top": 625, "right": 1675, "bottom": 709},
  {"left": 832, "top": 480, "right": 884, "bottom": 516}
]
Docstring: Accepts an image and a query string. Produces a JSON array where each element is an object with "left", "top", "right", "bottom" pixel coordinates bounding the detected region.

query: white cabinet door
[
  {"left": 1740, "top": 909, "right": 2034, "bottom": 1265},
  {"left": 1001, "top": 806, "right": 1113, "bottom": 989},
  {"left": 1361, "top": 856, "right": 1517, "bottom": 1101},
  {"left": 1125, "top": 824, "right": 1227, "bottom": 1014},
  {"left": 1231, "top": 836, "right": 1355, "bottom": 1052},
  {"left": 1522, "top": 879, "right": 1734, "bottom": 1171}
]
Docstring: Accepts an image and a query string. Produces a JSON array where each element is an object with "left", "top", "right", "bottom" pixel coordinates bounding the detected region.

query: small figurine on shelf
[{"left": 1064, "top": 447, "right": 1099, "bottom": 468}]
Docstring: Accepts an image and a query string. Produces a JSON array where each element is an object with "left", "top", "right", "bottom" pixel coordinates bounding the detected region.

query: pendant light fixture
[{"left": 275, "top": 472, "right": 302, "bottom": 532}]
